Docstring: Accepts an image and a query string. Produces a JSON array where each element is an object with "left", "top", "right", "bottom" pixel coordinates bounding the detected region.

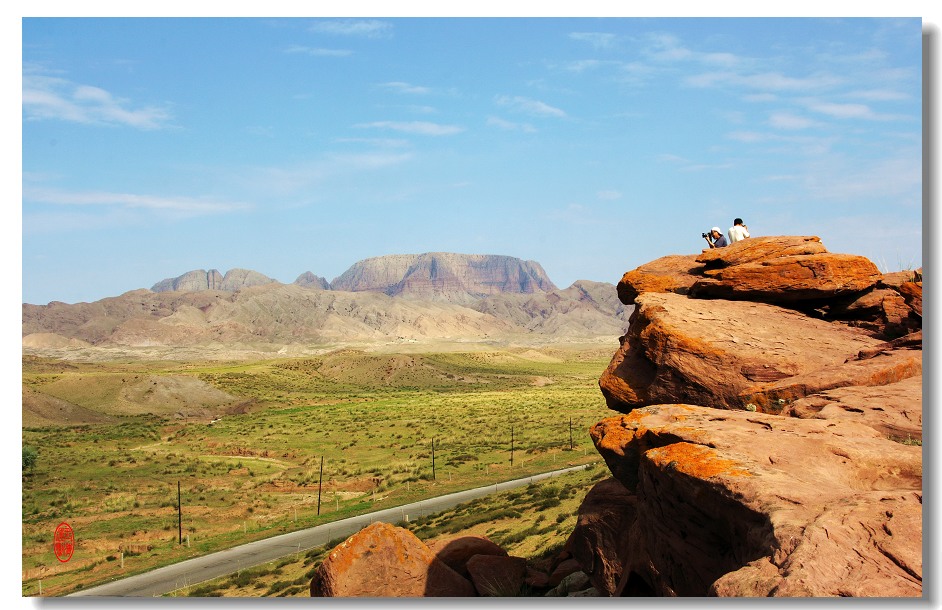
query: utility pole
[
  {"left": 431, "top": 438, "right": 436, "bottom": 480},
  {"left": 317, "top": 455, "right": 324, "bottom": 516},
  {"left": 569, "top": 417, "right": 573, "bottom": 451},
  {"left": 177, "top": 481, "right": 182, "bottom": 545},
  {"left": 510, "top": 426, "right": 514, "bottom": 468}
]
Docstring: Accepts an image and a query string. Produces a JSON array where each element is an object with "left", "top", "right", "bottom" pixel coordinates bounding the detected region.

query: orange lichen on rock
[{"left": 645, "top": 442, "right": 752, "bottom": 479}]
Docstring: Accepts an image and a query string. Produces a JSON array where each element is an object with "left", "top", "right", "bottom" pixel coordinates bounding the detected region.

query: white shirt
[{"left": 728, "top": 224, "right": 750, "bottom": 243}]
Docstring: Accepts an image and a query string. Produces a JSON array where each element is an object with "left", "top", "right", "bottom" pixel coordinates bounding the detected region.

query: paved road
[{"left": 70, "top": 464, "right": 594, "bottom": 597}]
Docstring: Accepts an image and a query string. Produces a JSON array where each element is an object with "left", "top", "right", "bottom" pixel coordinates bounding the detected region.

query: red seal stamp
[{"left": 54, "top": 522, "right": 74, "bottom": 563}]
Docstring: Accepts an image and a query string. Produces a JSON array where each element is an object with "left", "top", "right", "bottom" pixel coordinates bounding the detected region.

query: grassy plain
[
  {"left": 181, "top": 464, "right": 610, "bottom": 598},
  {"left": 22, "top": 346, "right": 614, "bottom": 597}
]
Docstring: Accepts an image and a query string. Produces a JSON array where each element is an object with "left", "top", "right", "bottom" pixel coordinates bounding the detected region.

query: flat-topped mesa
[{"left": 331, "top": 253, "right": 558, "bottom": 304}]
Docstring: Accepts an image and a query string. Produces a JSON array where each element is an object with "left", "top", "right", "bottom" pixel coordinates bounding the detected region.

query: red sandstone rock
[
  {"left": 427, "top": 535, "right": 508, "bottom": 578},
  {"left": 524, "top": 567, "right": 550, "bottom": 589},
  {"left": 616, "top": 254, "right": 704, "bottom": 305},
  {"left": 564, "top": 477, "right": 637, "bottom": 596},
  {"left": 695, "top": 235, "right": 827, "bottom": 268},
  {"left": 548, "top": 558, "right": 582, "bottom": 587},
  {"left": 591, "top": 405, "right": 922, "bottom": 597},
  {"left": 598, "top": 292, "right": 915, "bottom": 413},
  {"left": 782, "top": 375, "right": 922, "bottom": 441},
  {"left": 310, "top": 522, "right": 475, "bottom": 597},
  {"left": 465, "top": 554, "right": 527, "bottom": 596},
  {"left": 879, "top": 270, "right": 921, "bottom": 289},
  {"left": 897, "top": 281, "right": 922, "bottom": 317},
  {"left": 690, "top": 253, "right": 882, "bottom": 302}
]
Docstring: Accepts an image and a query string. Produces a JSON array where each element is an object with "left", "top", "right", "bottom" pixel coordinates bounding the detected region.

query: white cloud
[
  {"left": 486, "top": 116, "right": 537, "bottom": 133},
  {"left": 23, "top": 72, "right": 172, "bottom": 129},
  {"left": 768, "top": 112, "right": 817, "bottom": 130},
  {"left": 355, "top": 121, "right": 464, "bottom": 136},
  {"left": 597, "top": 190, "right": 622, "bottom": 200},
  {"left": 744, "top": 93, "right": 778, "bottom": 102},
  {"left": 378, "top": 82, "right": 431, "bottom": 95},
  {"left": 644, "top": 33, "right": 693, "bottom": 62},
  {"left": 285, "top": 45, "right": 352, "bottom": 57},
  {"left": 846, "top": 89, "right": 910, "bottom": 101},
  {"left": 801, "top": 100, "right": 890, "bottom": 120},
  {"left": 308, "top": 19, "right": 392, "bottom": 38},
  {"left": 494, "top": 95, "right": 566, "bottom": 118},
  {"left": 568, "top": 32, "right": 617, "bottom": 50},
  {"left": 334, "top": 137, "right": 411, "bottom": 148},
  {"left": 685, "top": 71, "right": 842, "bottom": 92},
  {"left": 24, "top": 186, "right": 251, "bottom": 215}
]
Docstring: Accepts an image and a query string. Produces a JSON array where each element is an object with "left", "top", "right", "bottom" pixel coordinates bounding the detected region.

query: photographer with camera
[{"left": 702, "top": 227, "right": 727, "bottom": 249}]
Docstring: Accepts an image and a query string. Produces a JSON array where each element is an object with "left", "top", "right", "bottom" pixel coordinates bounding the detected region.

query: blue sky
[{"left": 20, "top": 15, "right": 927, "bottom": 305}]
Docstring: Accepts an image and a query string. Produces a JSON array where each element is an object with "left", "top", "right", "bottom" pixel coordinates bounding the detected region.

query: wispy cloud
[
  {"left": 569, "top": 32, "right": 617, "bottom": 50},
  {"left": 241, "top": 152, "right": 414, "bottom": 195},
  {"left": 285, "top": 45, "right": 352, "bottom": 57},
  {"left": 801, "top": 155, "right": 921, "bottom": 203},
  {"left": 685, "top": 70, "right": 842, "bottom": 92},
  {"left": 560, "top": 59, "right": 625, "bottom": 73},
  {"left": 355, "top": 121, "right": 464, "bottom": 136},
  {"left": 799, "top": 99, "right": 905, "bottom": 121},
  {"left": 24, "top": 186, "right": 250, "bottom": 215},
  {"left": 768, "top": 112, "right": 817, "bottom": 130},
  {"left": 495, "top": 95, "right": 566, "bottom": 118},
  {"left": 597, "top": 190, "right": 622, "bottom": 200},
  {"left": 846, "top": 88, "right": 911, "bottom": 101},
  {"left": 334, "top": 137, "right": 412, "bottom": 148},
  {"left": 378, "top": 81, "right": 431, "bottom": 95},
  {"left": 486, "top": 116, "right": 537, "bottom": 133},
  {"left": 23, "top": 70, "right": 172, "bottom": 129},
  {"left": 308, "top": 19, "right": 392, "bottom": 38}
]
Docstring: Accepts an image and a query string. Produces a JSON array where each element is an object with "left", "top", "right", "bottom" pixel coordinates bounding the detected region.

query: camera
[{"left": 701, "top": 232, "right": 709, "bottom": 238}]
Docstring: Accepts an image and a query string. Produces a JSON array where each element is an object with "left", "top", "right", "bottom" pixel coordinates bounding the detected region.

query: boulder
[
  {"left": 695, "top": 235, "right": 828, "bottom": 268},
  {"left": 310, "top": 522, "right": 475, "bottom": 597},
  {"left": 782, "top": 375, "right": 922, "bottom": 441},
  {"left": 616, "top": 254, "right": 704, "bottom": 305},
  {"left": 564, "top": 477, "right": 637, "bottom": 596},
  {"left": 590, "top": 405, "right": 922, "bottom": 597},
  {"left": 897, "top": 281, "right": 922, "bottom": 317},
  {"left": 465, "top": 554, "right": 527, "bottom": 597},
  {"left": 545, "top": 570, "right": 592, "bottom": 597},
  {"left": 689, "top": 253, "right": 881, "bottom": 303},
  {"left": 548, "top": 558, "right": 582, "bottom": 587},
  {"left": 597, "top": 292, "right": 917, "bottom": 413},
  {"left": 427, "top": 535, "right": 508, "bottom": 578}
]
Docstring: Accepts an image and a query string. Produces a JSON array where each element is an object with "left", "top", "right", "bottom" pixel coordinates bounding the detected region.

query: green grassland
[
  {"left": 179, "top": 464, "right": 610, "bottom": 598},
  {"left": 22, "top": 347, "right": 615, "bottom": 597}
]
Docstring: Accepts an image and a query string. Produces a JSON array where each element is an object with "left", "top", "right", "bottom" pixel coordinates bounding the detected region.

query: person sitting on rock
[
  {"left": 704, "top": 227, "right": 728, "bottom": 249},
  {"left": 728, "top": 218, "right": 750, "bottom": 243}
]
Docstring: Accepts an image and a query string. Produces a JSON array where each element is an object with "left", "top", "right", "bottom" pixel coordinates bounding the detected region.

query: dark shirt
[{"left": 713, "top": 234, "right": 728, "bottom": 248}]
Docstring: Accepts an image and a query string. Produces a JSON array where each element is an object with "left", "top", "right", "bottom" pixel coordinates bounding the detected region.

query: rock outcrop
[
  {"left": 590, "top": 405, "right": 922, "bottom": 597},
  {"left": 579, "top": 235, "right": 923, "bottom": 597},
  {"left": 151, "top": 268, "right": 276, "bottom": 293},
  {"left": 293, "top": 271, "right": 330, "bottom": 290}
]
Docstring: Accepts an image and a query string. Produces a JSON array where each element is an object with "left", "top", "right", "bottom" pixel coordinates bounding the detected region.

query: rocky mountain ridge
[
  {"left": 149, "top": 253, "right": 555, "bottom": 304},
  {"left": 307, "top": 236, "right": 923, "bottom": 598},
  {"left": 23, "top": 254, "right": 628, "bottom": 354}
]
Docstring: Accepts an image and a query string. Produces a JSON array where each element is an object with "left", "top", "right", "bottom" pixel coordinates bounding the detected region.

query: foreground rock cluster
[{"left": 309, "top": 236, "right": 922, "bottom": 597}]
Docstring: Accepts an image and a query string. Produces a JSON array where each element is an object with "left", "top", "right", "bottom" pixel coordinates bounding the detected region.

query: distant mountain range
[{"left": 23, "top": 253, "right": 630, "bottom": 352}]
